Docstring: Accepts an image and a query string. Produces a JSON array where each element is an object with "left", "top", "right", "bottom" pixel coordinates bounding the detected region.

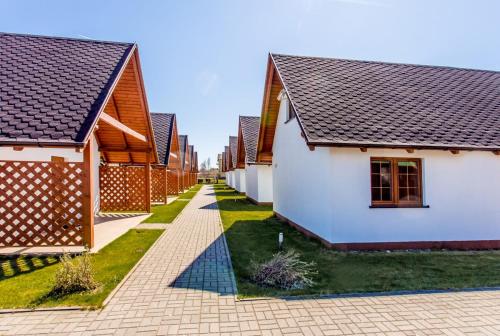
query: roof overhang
[{"left": 91, "top": 47, "right": 158, "bottom": 164}]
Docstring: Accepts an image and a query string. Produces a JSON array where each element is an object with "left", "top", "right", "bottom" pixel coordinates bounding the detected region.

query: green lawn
[
  {"left": 214, "top": 184, "right": 500, "bottom": 298},
  {"left": 142, "top": 184, "right": 201, "bottom": 223},
  {"left": 0, "top": 229, "right": 163, "bottom": 309}
]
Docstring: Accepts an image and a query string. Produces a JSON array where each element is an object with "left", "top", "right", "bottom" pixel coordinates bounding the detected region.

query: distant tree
[
  {"left": 200, "top": 160, "right": 207, "bottom": 172},
  {"left": 207, "top": 158, "right": 211, "bottom": 170}
]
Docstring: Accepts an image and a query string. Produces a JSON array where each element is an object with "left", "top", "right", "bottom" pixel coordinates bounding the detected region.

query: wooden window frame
[{"left": 370, "top": 157, "right": 425, "bottom": 208}]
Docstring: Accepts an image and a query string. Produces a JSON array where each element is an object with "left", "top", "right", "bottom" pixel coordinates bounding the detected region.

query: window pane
[
  {"left": 407, "top": 188, "right": 419, "bottom": 201},
  {"left": 399, "top": 188, "right": 408, "bottom": 200},
  {"left": 380, "top": 162, "right": 391, "bottom": 175},
  {"left": 398, "top": 174, "right": 407, "bottom": 188},
  {"left": 381, "top": 174, "right": 391, "bottom": 188},
  {"left": 371, "top": 188, "right": 381, "bottom": 201},
  {"left": 381, "top": 188, "right": 391, "bottom": 201},
  {"left": 397, "top": 162, "right": 408, "bottom": 174},
  {"left": 371, "top": 174, "right": 380, "bottom": 188},
  {"left": 371, "top": 161, "right": 381, "bottom": 174},
  {"left": 408, "top": 174, "right": 419, "bottom": 188}
]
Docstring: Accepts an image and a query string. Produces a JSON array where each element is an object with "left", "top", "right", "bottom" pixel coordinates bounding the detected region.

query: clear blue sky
[{"left": 2, "top": 0, "right": 499, "bottom": 166}]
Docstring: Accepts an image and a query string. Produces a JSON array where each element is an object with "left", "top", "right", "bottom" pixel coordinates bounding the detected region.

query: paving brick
[{"left": 0, "top": 185, "right": 499, "bottom": 335}]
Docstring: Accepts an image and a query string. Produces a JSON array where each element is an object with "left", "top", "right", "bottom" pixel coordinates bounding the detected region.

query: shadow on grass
[{"left": 0, "top": 255, "right": 59, "bottom": 281}]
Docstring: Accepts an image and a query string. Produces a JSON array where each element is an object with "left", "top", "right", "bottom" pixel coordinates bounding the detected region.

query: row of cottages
[
  {"left": 253, "top": 53, "right": 500, "bottom": 250},
  {"left": 150, "top": 113, "right": 198, "bottom": 197},
  {"left": 224, "top": 136, "right": 238, "bottom": 188},
  {"left": 220, "top": 117, "right": 274, "bottom": 205},
  {"left": 0, "top": 33, "right": 197, "bottom": 250},
  {"left": 236, "top": 116, "right": 273, "bottom": 204}
]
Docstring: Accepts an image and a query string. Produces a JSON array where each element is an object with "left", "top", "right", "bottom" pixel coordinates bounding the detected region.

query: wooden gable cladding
[
  {"left": 256, "top": 55, "right": 284, "bottom": 163},
  {"left": 167, "top": 117, "right": 181, "bottom": 170},
  {"left": 182, "top": 138, "right": 190, "bottom": 173},
  {"left": 95, "top": 48, "right": 158, "bottom": 164},
  {"left": 236, "top": 121, "right": 246, "bottom": 168}
]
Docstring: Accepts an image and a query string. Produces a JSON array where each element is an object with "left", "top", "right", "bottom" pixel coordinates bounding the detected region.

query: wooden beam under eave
[
  {"left": 493, "top": 150, "right": 500, "bottom": 156},
  {"left": 99, "top": 112, "right": 147, "bottom": 143},
  {"left": 450, "top": 150, "right": 460, "bottom": 155},
  {"left": 406, "top": 148, "right": 415, "bottom": 153},
  {"left": 99, "top": 146, "right": 151, "bottom": 153},
  {"left": 360, "top": 147, "right": 367, "bottom": 152}
]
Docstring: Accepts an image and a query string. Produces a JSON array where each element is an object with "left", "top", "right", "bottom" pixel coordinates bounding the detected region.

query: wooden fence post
[
  {"left": 163, "top": 166, "right": 168, "bottom": 204},
  {"left": 82, "top": 135, "right": 95, "bottom": 249},
  {"left": 145, "top": 152, "right": 151, "bottom": 213}
]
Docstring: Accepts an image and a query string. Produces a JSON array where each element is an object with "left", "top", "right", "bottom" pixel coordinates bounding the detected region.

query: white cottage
[
  {"left": 257, "top": 53, "right": 500, "bottom": 250},
  {"left": 226, "top": 136, "right": 238, "bottom": 189},
  {"left": 236, "top": 116, "right": 273, "bottom": 204}
]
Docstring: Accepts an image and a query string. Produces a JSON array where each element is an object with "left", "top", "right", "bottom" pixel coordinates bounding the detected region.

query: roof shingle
[
  {"left": 229, "top": 136, "right": 237, "bottom": 168},
  {"left": 239, "top": 116, "right": 260, "bottom": 163},
  {"left": 272, "top": 53, "right": 500, "bottom": 150},
  {"left": 179, "top": 135, "right": 188, "bottom": 169},
  {"left": 0, "top": 32, "right": 134, "bottom": 144},
  {"left": 150, "top": 113, "right": 175, "bottom": 164}
]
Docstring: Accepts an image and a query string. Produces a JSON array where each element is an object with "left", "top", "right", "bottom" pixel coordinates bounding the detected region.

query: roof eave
[
  {"left": 308, "top": 140, "right": 500, "bottom": 152},
  {"left": 0, "top": 140, "right": 85, "bottom": 147}
]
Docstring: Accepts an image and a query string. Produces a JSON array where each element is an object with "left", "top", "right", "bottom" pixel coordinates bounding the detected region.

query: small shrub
[
  {"left": 252, "top": 250, "right": 317, "bottom": 290},
  {"left": 52, "top": 252, "right": 99, "bottom": 295}
]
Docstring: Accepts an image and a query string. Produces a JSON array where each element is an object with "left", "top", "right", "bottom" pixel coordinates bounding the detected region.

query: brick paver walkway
[{"left": 1, "top": 185, "right": 500, "bottom": 335}]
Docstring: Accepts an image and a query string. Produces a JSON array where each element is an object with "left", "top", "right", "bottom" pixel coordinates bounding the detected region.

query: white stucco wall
[
  {"left": 234, "top": 168, "right": 246, "bottom": 193},
  {"left": 245, "top": 164, "right": 273, "bottom": 203},
  {"left": 0, "top": 146, "right": 84, "bottom": 162},
  {"left": 329, "top": 147, "right": 500, "bottom": 243},
  {"left": 0, "top": 137, "right": 101, "bottom": 214},
  {"left": 226, "top": 171, "right": 233, "bottom": 188},
  {"left": 272, "top": 96, "right": 500, "bottom": 244}
]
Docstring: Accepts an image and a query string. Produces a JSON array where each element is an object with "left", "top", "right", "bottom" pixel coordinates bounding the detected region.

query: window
[{"left": 370, "top": 157, "right": 423, "bottom": 207}]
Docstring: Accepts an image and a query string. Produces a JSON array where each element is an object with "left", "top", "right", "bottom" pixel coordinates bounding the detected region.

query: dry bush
[
  {"left": 52, "top": 252, "right": 98, "bottom": 295},
  {"left": 252, "top": 250, "right": 317, "bottom": 290}
]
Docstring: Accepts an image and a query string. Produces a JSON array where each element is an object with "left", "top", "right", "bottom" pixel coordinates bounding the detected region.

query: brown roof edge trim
[
  {"left": 246, "top": 162, "right": 272, "bottom": 166},
  {"left": 269, "top": 53, "right": 311, "bottom": 147},
  {"left": 133, "top": 47, "right": 159, "bottom": 164},
  {"left": 256, "top": 54, "right": 274, "bottom": 161},
  {"left": 81, "top": 44, "right": 137, "bottom": 147},
  {"left": 308, "top": 141, "right": 500, "bottom": 152},
  {"left": 0, "top": 141, "right": 85, "bottom": 147}
]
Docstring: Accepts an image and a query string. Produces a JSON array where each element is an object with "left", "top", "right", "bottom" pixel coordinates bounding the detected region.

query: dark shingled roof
[
  {"left": 224, "top": 146, "right": 229, "bottom": 171},
  {"left": 179, "top": 135, "right": 188, "bottom": 169},
  {"left": 229, "top": 136, "right": 238, "bottom": 168},
  {"left": 272, "top": 53, "right": 500, "bottom": 150},
  {"left": 0, "top": 32, "right": 134, "bottom": 145},
  {"left": 239, "top": 116, "right": 260, "bottom": 163},
  {"left": 188, "top": 145, "right": 194, "bottom": 169},
  {"left": 193, "top": 151, "right": 198, "bottom": 172},
  {"left": 151, "top": 113, "right": 175, "bottom": 164}
]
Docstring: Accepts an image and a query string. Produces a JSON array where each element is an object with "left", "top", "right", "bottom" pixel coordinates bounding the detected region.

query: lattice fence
[
  {"left": 99, "top": 165, "right": 147, "bottom": 212},
  {"left": 0, "top": 160, "right": 84, "bottom": 247},
  {"left": 167, "top": 169, "right": 179, "bottom": 195},
  {"left": 151, "top": 166, "right": 167, "bottom": 204}
]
